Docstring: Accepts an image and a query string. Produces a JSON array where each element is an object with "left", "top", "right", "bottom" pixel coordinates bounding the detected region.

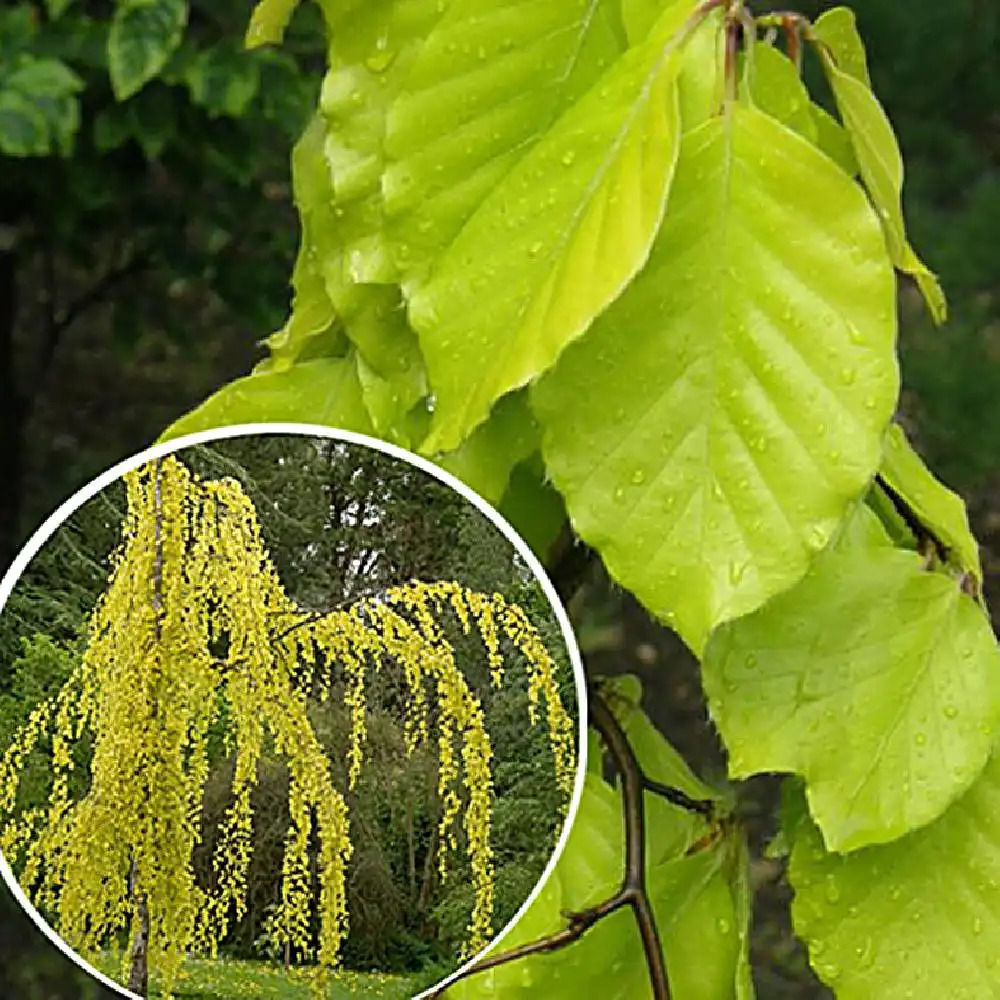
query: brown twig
[
  {"left": 873, "top": 473, "right": 948, "bottom": 563},
  {"left": 872, "top": 473, "right": 981, "bottom": 600},
  {"left": 428, "top": 690, "right": 720, "bottom": 998}
]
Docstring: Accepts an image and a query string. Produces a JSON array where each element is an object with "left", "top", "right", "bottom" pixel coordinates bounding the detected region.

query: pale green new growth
[
  {"left": 704, "top": 505, "right": 1000, "bottom": 852},
  {"left": 535, "top": 102, "right": 897, "bottom": 654}
]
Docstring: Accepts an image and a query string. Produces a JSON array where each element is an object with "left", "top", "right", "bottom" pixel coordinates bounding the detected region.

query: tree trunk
[
  {"left": 128, "top": 894, "right": 150, "bottom": 997},
  {"left": 126, "top": 856, "right": 149, "bottom": 997},
  {"left": 128, "top": 463, "right": 163, "bottom": 997}
]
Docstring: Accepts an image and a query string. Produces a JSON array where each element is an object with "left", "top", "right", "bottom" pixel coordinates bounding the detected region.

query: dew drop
[
  {"left": 807, "top": 526, "right": 829, "bottom": 552},
  {"left": 631, "top": 470, "right": 646, "bottom": 485},
  {"left": 943, "top": 704, "right": 958, "bottom": 720},
  {"left": 716, "top": 917, "right": 731, "bottom": 934},
  {"left": 973, "top": 917, "right": 984, "bottom": 936},
  {"left": 914, "top": 732, "right": 926, "bottom": 747},
  {"left": 561, "top": 151, "right": 576, "bottom": 167}
]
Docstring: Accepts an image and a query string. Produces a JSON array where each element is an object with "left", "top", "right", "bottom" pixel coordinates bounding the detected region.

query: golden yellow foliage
[{"left": 0, "top": 455, "right": 576, "bottom": 997}]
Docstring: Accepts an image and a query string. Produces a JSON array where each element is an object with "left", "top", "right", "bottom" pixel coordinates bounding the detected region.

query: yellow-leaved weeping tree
[{"left": 0, "top": 455, "right": 576, "bottom": 999}]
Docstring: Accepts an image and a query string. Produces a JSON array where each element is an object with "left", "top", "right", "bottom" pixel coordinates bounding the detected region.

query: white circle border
[{"left": 0, "top": 422, "right": 588, "bottom": 1000}]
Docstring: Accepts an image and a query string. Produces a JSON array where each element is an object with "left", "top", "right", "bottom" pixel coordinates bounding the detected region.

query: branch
[
  {"left": 429, "top": 688, "right": 722, "bottom": 998},
  {"left": 872, "top": 473, "right": 980, "bottom": 599},
  {"left": 32, "top": 248, "right": 150, "bottom": 399},
  {"left": 545, "top": 525, "right": 594, "bottom": 605},
  {"left": 589, "top": 690, "right": 670, "bottom": 997}
]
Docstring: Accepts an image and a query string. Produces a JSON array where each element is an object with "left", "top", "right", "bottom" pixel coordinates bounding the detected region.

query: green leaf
[
  {"left": 534, "top": 103, "right": 898, "bottom": 654},
  {"left": 125, "top": 84, "right": 178, "bottom": 159},
  {"left": 108, "top": 0, "right": 188, "bottom": 101},
  {"left": 0, "top": 57, "right": 83, "bottom": 157},
  {"left": 266, "top": 114, "right": 341, "bottom": 369},
  {"left": 0, "top": 90, "right": 47, "bottom": 156},
  {"left": 497, "top": 458, "right": 568, "bottom": 564},
  {"left": 355, "top": 349, "right": 425, "bottom": 449},
  {"left": 271, "top": 0, "right": 443, "bottom": 396},
  {"left": 788, "top": 761, "right": 1000, "bottom": 999},
  {"left": 812, "top": 6, "right": 871, "bottom": 88},
  {"left": 675, "top": 8, "right": 723, "bottom": 130},
  {"left": 45, "top": 0, "right": 75, "bottom": 18},
  {"left": 815, "top": 36, "right": 947, "bottom": 323},
  {"left": 703, "top": 506, "right": 1000, "bottom": 852},
  {"left": 809, "top": 103, "right": 858, "bottom": 177},
  {"left": 318, "top": 0, "right": 447, "bottom": 290},
  {"left": 384, "top": 0, "right": 628, "bottom": 285},
  {"left": 160, "top": 357, "right": 374, "bottom": 441},
  {"left": 621, "top": 1, "right": 724, "bottom": 132},
  {"left": 878, "top": 422, "right": 983, "bottom": 584},
  {"left": 185, "top": 44, "right": 261, "bottom": 118},
  {"left": 435, "top": 391, "right": 539, "bottom": 506},
  {"left": 402, "top": 1, "right": 696, "bottom": 453},
  {"left": 742, "top": 43, "right": 817, "bottom": 144},
  {"left": 245, "top": 0, "right": 300, "bottom": 50}
]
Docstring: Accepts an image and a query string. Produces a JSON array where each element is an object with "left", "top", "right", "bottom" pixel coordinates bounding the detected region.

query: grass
[{"left": 90, "top": 952, "right": 422, "bottom": 999}]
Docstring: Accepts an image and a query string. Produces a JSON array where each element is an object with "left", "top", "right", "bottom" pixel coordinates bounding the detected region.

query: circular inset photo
[{"left": 0, "top": 426, "right": 585, "bottom": 1000}]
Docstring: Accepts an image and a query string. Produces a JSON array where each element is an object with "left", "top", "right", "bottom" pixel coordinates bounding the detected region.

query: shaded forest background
[{"left": 1, "top": 0, "right": 998, "bottom": 996}]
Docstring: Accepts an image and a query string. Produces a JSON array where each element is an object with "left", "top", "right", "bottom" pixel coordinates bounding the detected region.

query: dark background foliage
[{"left": 0, "top": 0, "right": 998, "bottom": 996}]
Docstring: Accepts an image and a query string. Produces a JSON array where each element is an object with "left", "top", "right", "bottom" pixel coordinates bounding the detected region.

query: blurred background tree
[{"left": 1, "top": 0, "right": 998, "bottom": 996}]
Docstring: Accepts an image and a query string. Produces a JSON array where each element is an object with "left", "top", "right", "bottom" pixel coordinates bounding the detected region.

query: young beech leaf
[
  {"left": 409, "top": 0, "right": 697, "bottom": 454},
  {"left": 703, "top": 505, "right": 1000, "bottom": 853},
  {"left": 879, "top": 422, "right": 983, "bottom": 584},
  {"left": 620, "top": 0, "right": 726, "bottom": 133},
  {"left": 809, "top": 103, "right": 858, "bottom": 177},
  {"left": 318, "top": 0, "right": 447, "bottom": 291},
  {"left": 742, "top": 43, "right": 817, "bottom": 145},
  {"left": 497, "top": 457, "right": 568, "bottom": 563},
  {"left": 434, "top": 390, "right": 539, "bottom": 506},
  {"left": 354, "top": 351, "right": 425, "bottom": 448},
  {"left": 160, "top": 356, "right": 374, "bottom": 441},
  {"left": 533, "top": 103, "right": 898, "bottom": 655},
  {"left": 814, "top": 31, "right": 947, "bottom": 323},
  {"left": 266, "top": 114, "right": 344, "bottom": 370},
  {"left": 788, "top": 763, "right": 1000, "bottom": 999},
  {"left": 383, "top": 0, "right": 628, "bottom": 284},
  {"left": 811, "top": 6, "right": 872, "bottom": 88},
  {"left": 245, "top": 0, "right": 299, "bottom": 49}
]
